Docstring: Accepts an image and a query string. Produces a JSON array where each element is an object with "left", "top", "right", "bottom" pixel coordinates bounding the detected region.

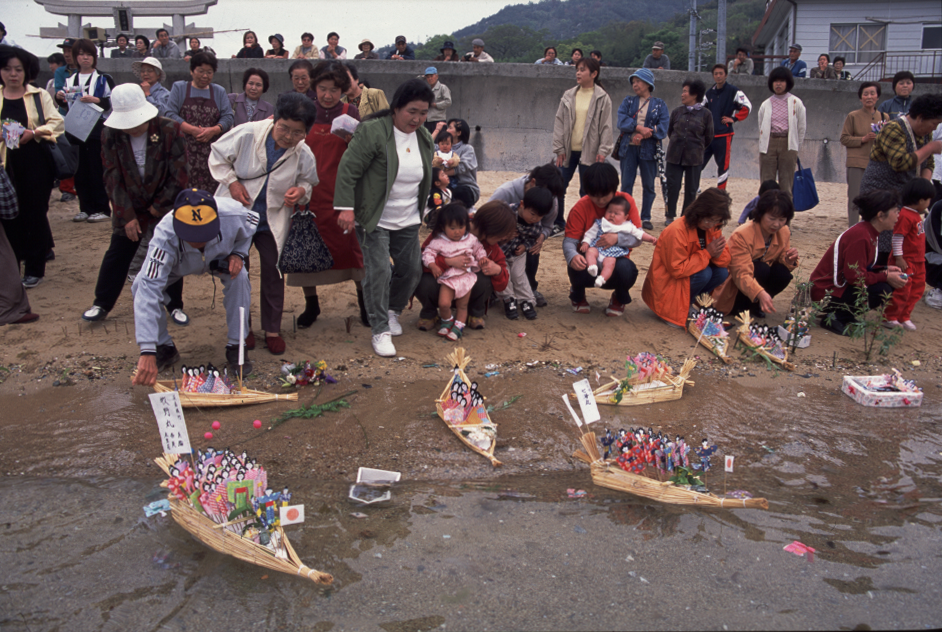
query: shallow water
[{"left": 1, "top": 371, "right": 940, "bottom": 630}]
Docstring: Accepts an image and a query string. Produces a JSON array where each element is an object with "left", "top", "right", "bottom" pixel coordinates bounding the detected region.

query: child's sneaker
[
  {"left": 503, "top": 300, "right": 519, "bottom": 320},
  {"left": 437, "top": 319, "right": 454, "bottom": 337},
  {"left": 883, "top": 319, "right": 902, "bottom": 329},
  {"left": 587, "top": 264, "right": 598, "bottom": 277},
  {"left": 520, "top": 301, "right": 537, "bottom": 320},
  {"left": 594, "top": 275, "right": 606, "bottom": 288},
  {"left": 902, "top": 320, "right": 917, "bottom": 331},
  {"left": 446, "top": 322, "right": 464, "bottom": 341}
]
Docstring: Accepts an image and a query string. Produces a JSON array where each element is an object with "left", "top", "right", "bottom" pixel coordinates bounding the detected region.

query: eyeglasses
[
  {"left": 192, "top": 67, "right": 214, "bottom": 76},
  {"left": 274, "top": 123, "right": 306, "bottom": 139}
]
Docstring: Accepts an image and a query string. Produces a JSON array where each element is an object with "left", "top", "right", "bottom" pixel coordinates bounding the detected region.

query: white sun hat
[
  {"left": 131, "top": 56, "right": 165, "bottom": 83},
  {"left": 104, "top": 83, "right": 159, "bottom": 129}
]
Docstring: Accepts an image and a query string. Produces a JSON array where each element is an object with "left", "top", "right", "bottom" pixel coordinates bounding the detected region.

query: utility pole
[
  {"left": 716, "top": 0, "right": 727, "bottom": 66},
  {"left": 688, "top": 0, "right": 698, "bottom": 72}
]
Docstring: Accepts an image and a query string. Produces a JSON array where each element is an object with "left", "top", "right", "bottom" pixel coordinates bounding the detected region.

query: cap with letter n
[{"left": 173, "top": 189, "right": 219, "bottom": 242}]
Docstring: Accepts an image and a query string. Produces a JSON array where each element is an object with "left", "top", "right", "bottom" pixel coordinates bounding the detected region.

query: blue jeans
[
  {"left": 689, "top": 264, "right": 729, "bottom": 302},
  {"left": 620, "top": 145, "right": 657, "bottom": 222},
  {"left": 556, "top": 150, "right": 587, "bottom": 229}
]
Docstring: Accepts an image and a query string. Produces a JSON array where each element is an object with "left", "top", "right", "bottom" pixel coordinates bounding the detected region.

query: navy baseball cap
[{"left": 173, "top": 189, "right": 220, "bottom": 243}]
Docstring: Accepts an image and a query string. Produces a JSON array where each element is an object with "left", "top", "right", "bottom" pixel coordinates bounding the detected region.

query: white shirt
[
  {"left": 378, "top": 127, "right": 423, "bottom": 230},
  {"left": 130, "top": 133, "right": 147, "bottom": 177}
]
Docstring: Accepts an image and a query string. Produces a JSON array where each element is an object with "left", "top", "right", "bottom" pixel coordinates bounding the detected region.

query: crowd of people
[{"left": 2, "top": 35, "right": 941, "bottom": 374}]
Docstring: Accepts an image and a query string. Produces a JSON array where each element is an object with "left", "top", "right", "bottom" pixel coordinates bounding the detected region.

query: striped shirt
[{"left": 770, "top": 94, "right": 789, "bottom": 135}]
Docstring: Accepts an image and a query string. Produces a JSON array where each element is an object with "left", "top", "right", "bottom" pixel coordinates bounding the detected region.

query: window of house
[
  {"left": 829, "top": 23, "right": 886, "bottom": 63},
  {"left": 923, "top": 25, "right": 942, "bottom": 50}
]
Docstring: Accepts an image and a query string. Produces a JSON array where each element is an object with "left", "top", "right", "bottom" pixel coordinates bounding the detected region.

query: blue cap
[
  {"left": 173, "top": 189, "right": 220, "bottom": 243},
  {"left": 629, "top": 68, "right": 656, "bottom": 91},
  {"left": 425, "top": 66, "right": 438, "bottom": 75}
]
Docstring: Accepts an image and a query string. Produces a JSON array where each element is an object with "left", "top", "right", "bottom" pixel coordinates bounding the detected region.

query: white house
[{"left": 752, "top": 0, "right": 942, "bottom": 80}]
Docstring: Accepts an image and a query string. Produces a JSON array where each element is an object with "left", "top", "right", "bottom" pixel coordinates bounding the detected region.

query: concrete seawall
[{"left": 86, "top": 59, "right": 942, "bottom": 184}]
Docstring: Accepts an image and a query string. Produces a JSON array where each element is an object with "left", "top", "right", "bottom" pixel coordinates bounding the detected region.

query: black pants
[
  {"left": 665, "top": 162, "right": 701, "bottom": 219},
  {"left": 824, "top": 282, "right": 894, "bottom": 327},
  {"left": 568, "top": 256, "right": 638, "bottom": 306},
  {"left": 94, "top": 230, "right": 182, "bottom": 312},
  {"left": 451, "top": 183, "right": 478, "bottom": 208},
  {"left": 415, "top": 270, "right": 493, "bottom": 319},
  {"left": 526, "top": 251, "right": 540, "bottom": 292},
  {"left": 2, "top": 142, "right": 55, "bottom": 278},
  {"left": 74, "top": 136, "right": 111, "bottom": 216},
  {"left": 730, "top": 260, "right": 793, "bottom": 316}
]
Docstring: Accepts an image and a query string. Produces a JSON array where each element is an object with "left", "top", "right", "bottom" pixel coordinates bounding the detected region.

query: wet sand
[{"left": 1, "top": 175, "right": 941, "bottom": 630}]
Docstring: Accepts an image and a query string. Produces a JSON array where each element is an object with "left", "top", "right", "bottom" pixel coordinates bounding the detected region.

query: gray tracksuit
[{"left": 132, "top": 198, "right": 258, "bottom": 354}]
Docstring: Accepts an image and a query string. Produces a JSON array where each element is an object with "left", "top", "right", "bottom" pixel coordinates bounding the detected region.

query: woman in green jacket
[{"left": 334, "top": 78, "right": 435, "bottom": 357}]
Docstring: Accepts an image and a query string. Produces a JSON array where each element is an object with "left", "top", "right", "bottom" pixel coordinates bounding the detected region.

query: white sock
[
  {"left": 595, "top": 275, "right": 606, "bottom": 288},
  {"left": 587, "top": 264, "right": 598, "bottom": 276}
]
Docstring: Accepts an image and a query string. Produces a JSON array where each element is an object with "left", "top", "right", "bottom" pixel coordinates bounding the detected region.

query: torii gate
[{"left": 34, "top": 0, "right": 218, "bottom": 42}]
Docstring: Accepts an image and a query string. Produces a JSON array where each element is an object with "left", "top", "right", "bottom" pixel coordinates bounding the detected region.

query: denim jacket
[{"left": 616, "top": 95, "right": 669, "bottom": 161}]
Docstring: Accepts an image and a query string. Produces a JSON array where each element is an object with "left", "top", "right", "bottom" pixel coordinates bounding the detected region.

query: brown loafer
[
  {"left": 417, "top": 317, "right": 439, "bottom": 331},
  {"left": 12, "top": 312, "right": 40, "bottom": 324},
  {"left": 265, "top": 334, "right": 286, "bottom": 355},
  {"left": 468, "top": 316, "right": 485, "bottom": 330}
]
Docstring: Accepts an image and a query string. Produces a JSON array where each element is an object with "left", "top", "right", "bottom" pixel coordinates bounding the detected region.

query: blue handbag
[{"left": 792, "top": 158, "right": 819, "bottom": 212}]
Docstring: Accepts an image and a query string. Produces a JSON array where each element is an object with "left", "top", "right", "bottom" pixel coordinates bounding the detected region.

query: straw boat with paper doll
[
  {"left": 148, "top": 364, "right": 298, "bottom": 408},
  {"left": 571, "top": 429, "right": 768, "bottom": 509},
  {"left": 734, "top": 312, "right": 796, "bottom": 371},
  {"left": 687, "top": 294, "right": 732, "bottom": 364},
  {"left": 586, "top": 353, "right": 696, "bottom": 407},
  {"left": 154, "top": 451, "right": 332, "bottom": 584},
  {"left": 435, "top": 348, "right": 501, "bottom": 467}
]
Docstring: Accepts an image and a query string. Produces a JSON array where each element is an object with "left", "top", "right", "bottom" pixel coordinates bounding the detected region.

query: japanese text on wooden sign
[
  {"left": 149, "top": 391, "right": 192, "bottom": 454},
  {"left": 573, "top": 379, "right": 600, "bottom": 424}
]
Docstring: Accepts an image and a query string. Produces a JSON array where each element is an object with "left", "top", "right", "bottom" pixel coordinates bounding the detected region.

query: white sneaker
[
  {"left": 87, "top": 213, "right": 110, "bottom": 223},
  {"left": 73, "top": 211, "right": 89, "bottom": 222},
  {"left": 387, "top": 310, "right": 403, "bottom": 336},
  {"left": 371, "top": 332, "right": 396, "bottom": 357},
  {"left": 883, "top": 319, "right": 902, "bottom": 329},
  {"left": 586, "top": 264, "right": 598, "bottom": 277},
  {"left": 925, "top": 287, "right": 942, "bottom": 309},
  {"left": 902, "top": 320, "right": 917, "bottom": 331}
]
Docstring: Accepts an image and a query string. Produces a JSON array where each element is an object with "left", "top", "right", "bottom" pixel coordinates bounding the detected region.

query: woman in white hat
[
  {"left": 132, "top": 56, "right": 169, "bottom": 116},
  {"left": 80, "top": 83, "right": 188, "bottom": 324}
]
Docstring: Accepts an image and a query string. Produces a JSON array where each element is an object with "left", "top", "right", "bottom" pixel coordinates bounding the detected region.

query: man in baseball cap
[
  {"left": 461, "top": 38, "right": 494, "bottom": 63},
  {"left": 643, "top": 41, "right": 670, "bottom": 70},
  {"left": 387, "top": 35, "right": 414, "bottom": 60},
  {"left": 423, "top": 66, "right": 451, "bottom": 131},
  {"left": 131, "top": 189, "right": 259, "bottom": 385},
  {"left": 53, "top": 38, "right": 79, "bottom": 116},
  {"left": 781, "top": 43, "right": 807, "bottom": 77}
]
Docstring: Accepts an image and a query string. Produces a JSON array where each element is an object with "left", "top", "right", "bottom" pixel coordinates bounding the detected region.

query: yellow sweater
[{"left": 570, "top": 87, "right": 594, "bottom": 152}]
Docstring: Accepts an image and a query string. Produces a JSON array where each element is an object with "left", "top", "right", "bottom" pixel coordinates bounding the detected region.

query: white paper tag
[
  {"left": 280, "top": 504, "right": 305, "bottom": 525},
  {"left": 238, "top": 306, "right": 245, "bottom": 366},
  {"left": 725, "top": 455, "right": 735, "bottom": 473},
  {"left": 149, "top": 391, "right": 192, "bottom": 454},
  {"left": 573, "top": 379, "right": 601, "bottom": 424},
  {"left": 562, "top": 394, "right": 583, "bottom": 428}
]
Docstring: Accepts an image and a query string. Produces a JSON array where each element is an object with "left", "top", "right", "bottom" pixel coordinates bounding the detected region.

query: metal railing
[{"left": 853, "top": 51, "right": 942, "bottom": 82}]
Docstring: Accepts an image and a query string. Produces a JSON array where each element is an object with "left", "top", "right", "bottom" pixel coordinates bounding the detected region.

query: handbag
[
  {"left": 277, "top": 209, "right": 334, "bottom": 274},
  {"left": 612, "top": 132, "right": 626, "bottom": 161},
  {"left": 32, "top": 93, "right": 78, "bottom": 179},
  {"left": 792, "top": 158, "right": 819, "bottom": 212},
  {"left": 0, "top": 167, "right": 18, "bottom": 220}
]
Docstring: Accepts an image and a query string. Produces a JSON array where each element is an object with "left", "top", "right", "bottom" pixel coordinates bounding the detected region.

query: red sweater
[
  {"left": 810, "top": 221, "right": 887, "bottom": 301},
  {"left": 420, "top": 233, "right": 509, "bottom": 293}
]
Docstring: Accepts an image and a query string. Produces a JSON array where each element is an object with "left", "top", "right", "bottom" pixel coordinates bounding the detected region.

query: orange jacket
[
  {"left": 712, "top": 220, "right": 795, "bottom": 314},
  {"left": 642, "top": 220, "right": 731, "bottom": 326}
]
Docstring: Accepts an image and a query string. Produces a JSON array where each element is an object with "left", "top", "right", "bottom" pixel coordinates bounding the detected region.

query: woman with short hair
[
  {"left": 809, "top": 54, "right": 838, "bottom": 79},
  {"left": 133, "top": 35, "right": 150, "bottom": 58},
  {"left": 333, "top": 79, "right": 435, "bottom": 357},
  {"left": 266, "top": 34, "right": 288, "bottom": 59},
  {"left": 535, "top": 47, "right": 564, "bottom": 65},
  {"left": 713, "top": 190, "right": 799, "bottom": 317},
  {"left": 443, "top": 118, "right": 481, "bottom": 207},
  {"left": 293, "top": 33, "right": 317, "bottom": 60},
  {"left": 183, "top": 37, "right": 215, "bottom": 61},
  {"left": 757, "top": 66, "right": 806, "bottom": 197},
  {"left": 210, "top": 92, "right": 320, "bottom": 355},
  {"left": 319, "top": 32, "right": 346, "bottom": 60},
  {"left": 285, "top": 59, "right": 316, "bottom": 101},
  {"left": 343, "top": 62, "right": 388, "bottom": 118},
  {"left": 664, "top": 78, "right": 712, "bottom": 223},
  {"left": 642, "top": 188, "right": 731, "bottom": 327},
  {"left": 840, "top": 81, "right": 888, "bottom": 225},
  {"left": 165, "top": 52, "right": 234, "bottom": 192},
  {"left": 234, "top": 31, "right": 264, "bottom": 59},
  {"left": 229, "top": 68, "right": 273, "bottom": 126},
  {"left": 132, "top": 56, "right": 170, "bottom": 115}
]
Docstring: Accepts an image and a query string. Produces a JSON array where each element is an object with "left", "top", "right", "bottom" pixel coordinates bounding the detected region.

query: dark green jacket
[{"left": 334, "top": 115, "right": 433, "bottom": 233}]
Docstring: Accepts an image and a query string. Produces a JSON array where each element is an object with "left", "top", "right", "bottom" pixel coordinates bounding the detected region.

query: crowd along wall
[{"left": 91, "top": 58, "right": 942, "bottom": 184}]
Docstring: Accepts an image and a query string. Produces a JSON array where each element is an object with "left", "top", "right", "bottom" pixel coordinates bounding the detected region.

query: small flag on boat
[
  {"left": 280, "top": 505, "right": 305, "bottom": 525},
  {"left": 725, "top": 455, "right": 734, "bottom": 472}
]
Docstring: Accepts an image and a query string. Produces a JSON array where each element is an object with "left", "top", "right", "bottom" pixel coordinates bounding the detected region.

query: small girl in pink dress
[{"left": 421, "top": 204, "right": 487, "bottom": 341}]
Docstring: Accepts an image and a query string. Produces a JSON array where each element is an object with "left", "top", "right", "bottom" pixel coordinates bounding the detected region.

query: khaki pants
[
  {"left": 759, "top": 136, "right": 797, "bottom": 197},
  {"left": 846, "top": 166, "right": 865, "bottom": 226},
  {"left": 497, "top": 254, "right": 535, "bottom": 304}
]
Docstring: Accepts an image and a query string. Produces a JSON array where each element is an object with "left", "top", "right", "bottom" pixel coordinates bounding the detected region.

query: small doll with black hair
[
  {"left": 424, "top": 167, "right": 452, "bottom": 227},
  {"left": 421, "top": 204, "right": 488, "bottom": 341}
]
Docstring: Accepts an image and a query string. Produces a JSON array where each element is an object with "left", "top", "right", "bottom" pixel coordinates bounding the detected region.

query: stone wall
[{"left": 78, "top": 59, "right": 942, "bottom": 183}]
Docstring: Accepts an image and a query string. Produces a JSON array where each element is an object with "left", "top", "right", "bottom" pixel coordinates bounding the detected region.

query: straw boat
[
  {"left": 152, "top": 380, "right": 298, "bottom": 408},
  {"left": 687, "top": 294, "right": 732, "bottom": 364},
  {"left": 589, "top": 358, "right": 696, "bottom": 407},
  {"left": 154, "top": 453, "right": 332, "bottom": 584},
  {"left": 734, "top": 312, "right": 796, "bottom": 371},
  {"left": 572, "top": 432, "right": 768, "bottom": 509},
  {"left": 435, "top": 348, "right": 501, "bottom": 467}
]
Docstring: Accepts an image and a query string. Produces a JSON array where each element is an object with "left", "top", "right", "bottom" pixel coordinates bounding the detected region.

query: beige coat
[
  {"left": 0, "top": 85, "right": 63, "bottom": 165},
  {"left": 552, "top": 84, "right": 613, "bottom": 168},
  {"left": 209, "top": 119, "right": 318, "bottom": 257}
]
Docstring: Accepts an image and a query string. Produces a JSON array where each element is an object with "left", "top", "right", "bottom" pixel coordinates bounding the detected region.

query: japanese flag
[
  {"left": 280, "top": 505, "right": 305, "bottom": 525},
  {"left": 724, "top": 455, "right": 735, "bottom": 472}
]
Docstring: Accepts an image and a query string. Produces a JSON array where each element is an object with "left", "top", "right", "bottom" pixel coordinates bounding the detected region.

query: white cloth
[
  {"left": 757, "top": 94, "right": 806, "bottom": 154},
  {"left": 581, "top": 217, "right": 645, "bottom": 245},
  {"left": 932, "top": 122, "right": 942, "bottom": 182},
  {"left": 209, "top": 119, "right": 319, "bottom": 257},
  {"left": 378, "top": 127, "right": 423, "bottom": 230},
  {"left": 130, "top": 132, "right": 147, "bottom": 177}
]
